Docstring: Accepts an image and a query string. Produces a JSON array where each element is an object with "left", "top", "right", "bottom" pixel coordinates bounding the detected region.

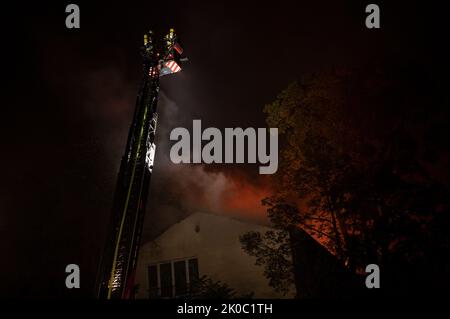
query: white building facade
[{"left": 135, "top": 212, "right": 295, "bottom": 298}]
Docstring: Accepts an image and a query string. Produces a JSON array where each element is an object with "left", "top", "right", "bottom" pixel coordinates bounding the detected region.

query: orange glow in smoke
[{"left": 221, "top": 176, "right": 272, "bottom": 221}]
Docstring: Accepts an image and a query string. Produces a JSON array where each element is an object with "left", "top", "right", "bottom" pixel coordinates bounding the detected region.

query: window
[
  {"left": 148, "top": 265, "right": 158, "bottom": 298},
  {"left": 147, "top": 257, "right": 199, "bottom": 298},
  {"left": 160, "top": 263, "right": 172, "bottom": 298},
  {"left": 174, "top": 261, "right": 187, "bottom": 296},
  {"left": 188, "top": 258, "right": 199, "bottom": 284}
]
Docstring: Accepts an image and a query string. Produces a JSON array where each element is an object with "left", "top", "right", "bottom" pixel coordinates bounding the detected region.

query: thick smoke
[
  {"left": 80, "top": 68, "right": 271, "bottom": 243},
  {"left": 142, "top": 92, "right": 272, "bottom": 241}
]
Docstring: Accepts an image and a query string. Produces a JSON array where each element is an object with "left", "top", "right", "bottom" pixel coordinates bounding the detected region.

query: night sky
[{"left": 0, "top": 1, "right": 447, "bottom": 297}]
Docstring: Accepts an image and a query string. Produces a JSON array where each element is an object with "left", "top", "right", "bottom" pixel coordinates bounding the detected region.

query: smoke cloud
[
  {"left": 142, "top": 92, "right": 272, "bottom": 241},
  {"left": 79, "top": 67, "right": 272, "bottom": 242}
]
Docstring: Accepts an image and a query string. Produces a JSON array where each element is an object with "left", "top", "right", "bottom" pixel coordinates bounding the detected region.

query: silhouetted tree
[
  {"left": 240, "top": 230, "right": 294, "bottom": 295},
  {"left": 241, "top": 62, "right": 449, "bottom": 297},
  {"left": 187, "top": 275, "right": 254, "bottom": 299}
]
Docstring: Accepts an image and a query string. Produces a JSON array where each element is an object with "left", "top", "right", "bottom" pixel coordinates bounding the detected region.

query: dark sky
[{"left": 0, "top": 1, "right": 447, "bottom": 297}]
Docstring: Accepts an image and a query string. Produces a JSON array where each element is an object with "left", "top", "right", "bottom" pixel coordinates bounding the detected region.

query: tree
[
  {"left": 241, "top": 63, "right": 449, "bottom": 296},
  {"left": 186, "top": 275, "right": 254, "bottom": 299},
  {"left": 240, "top": 229, "right": 294, "bottom": 295}
]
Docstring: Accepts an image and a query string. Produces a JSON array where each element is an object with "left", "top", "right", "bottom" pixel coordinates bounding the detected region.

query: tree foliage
[
  {"left": 241, "top": 63, "right": 449, "bottom": 296},
  {"left": 187, "top": 275, "right": 254, "bottom": 299},
  {"left": 240, "top": 230, "right": 294, "bottom": 295}
]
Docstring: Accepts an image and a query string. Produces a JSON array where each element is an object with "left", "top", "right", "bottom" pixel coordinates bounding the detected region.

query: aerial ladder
[{"left": 96, "top": 28, "right": 185, "bottom": 299}]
